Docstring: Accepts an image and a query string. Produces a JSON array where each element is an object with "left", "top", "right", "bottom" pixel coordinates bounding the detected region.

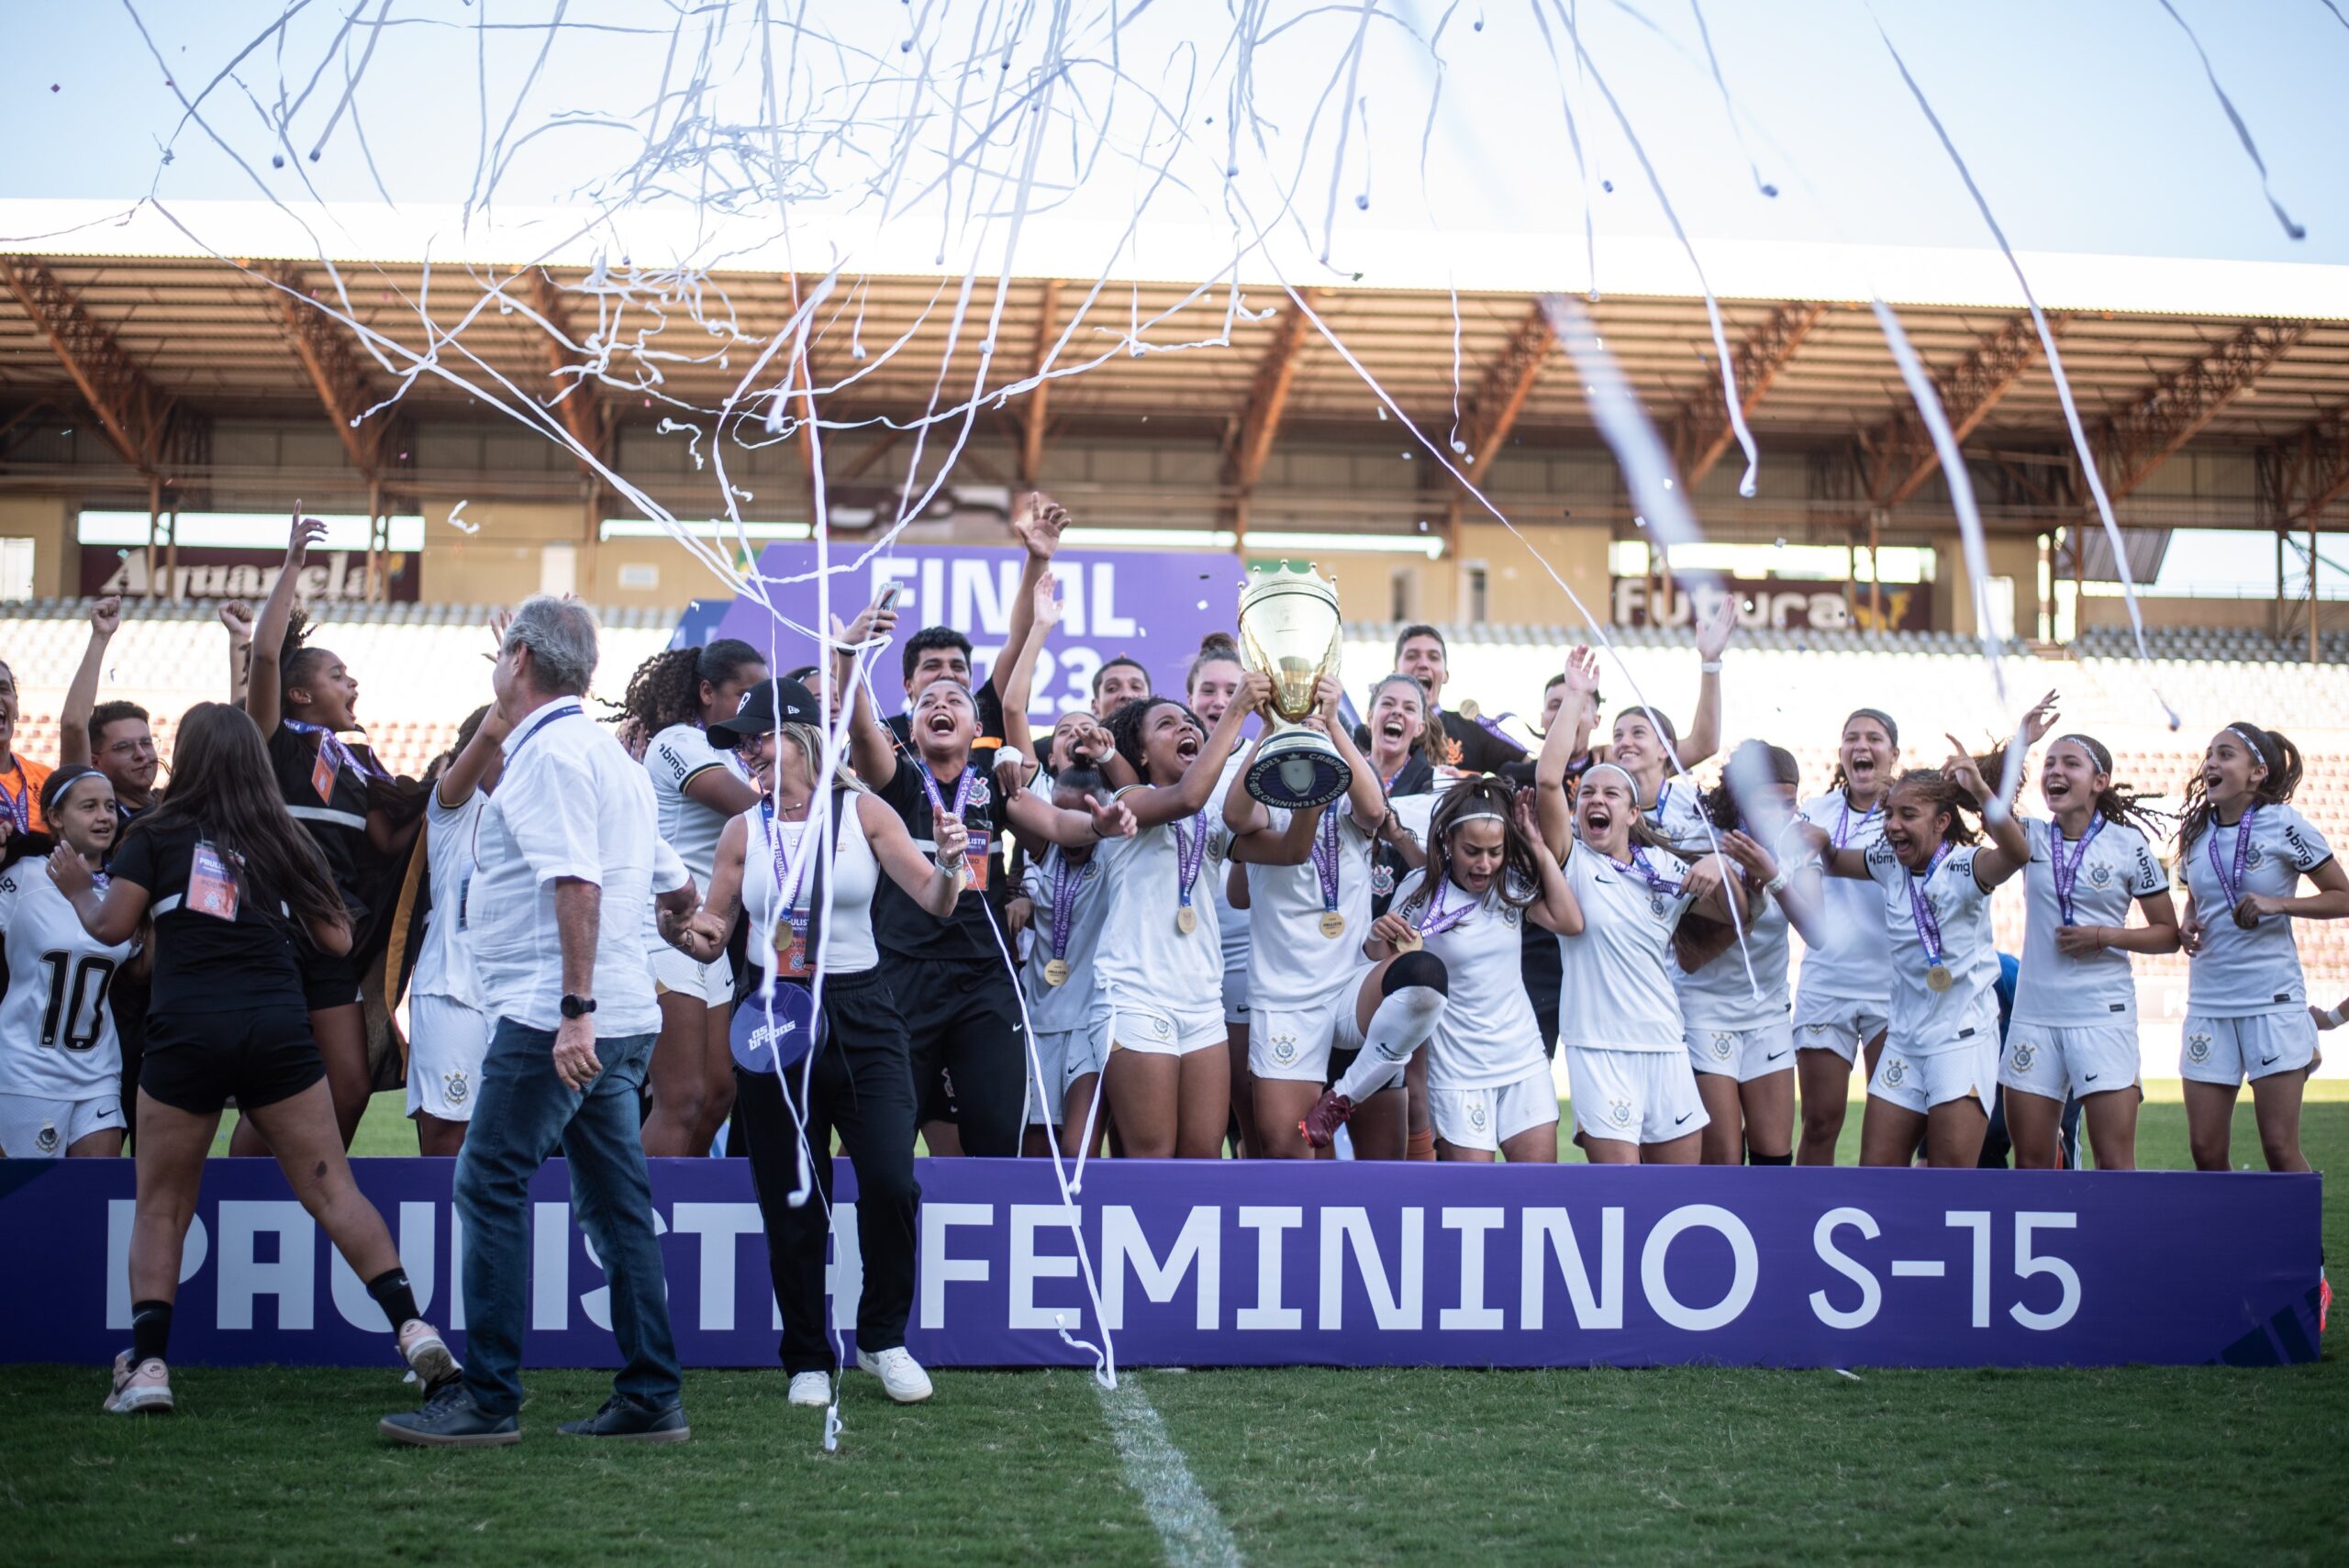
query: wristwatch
[{"left": 560, "top": 994, "right": 597, "bottom": 1019}]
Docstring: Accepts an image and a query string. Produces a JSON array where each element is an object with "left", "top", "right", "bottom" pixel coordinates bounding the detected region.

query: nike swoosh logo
[
  {"left": 1765, "top": 1050, "right": 1790, "bottom": 1062},
  {"left": 2083, "top": 1073, "right": 2099, "bottom": 1083},
  {"left": 2260, "top": 1053, "right": 2280, "bottom": 1065},
  {"left": 1675, "top": 1111, "right": 1695, "bottom": 1126}
]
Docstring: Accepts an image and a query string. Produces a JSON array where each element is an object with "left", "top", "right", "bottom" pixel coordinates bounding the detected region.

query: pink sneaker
[
  {"left": 396, "top": 1319, "right": 460, "bottom": 1389},
  {"left": 1298, "top": 1090, "right": 1355, "bottom": 1150},
  {"left": 105, "top": 1351, "right": 173, "bottom": 1415}
]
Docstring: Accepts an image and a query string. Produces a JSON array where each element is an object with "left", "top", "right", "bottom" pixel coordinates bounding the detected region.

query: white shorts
[
  {"left": 2180, "top": 1010, "right": 2320, "bottom": 1086},
  {"left": 1250, "top": 973, "right": 1374, "bottom": 1083},
  {"left": 407, "top": 994, "right": 495, "bottom": 1121},
  {"left": 1565, "top": 1046, "right": 1709, "bottom": 1146},
  {"left": 1222, "top": 958, "right": 1251, "bottom": 1028},
  {"left": 651, "top": 940, "right": 733, "bottom": 1007},
  {"left": 1686, "top": 1018, "right": 1798, "bottom": 1083},
  {"left": 1790, "top": 992, "right": 1891, "bottom": 1063},
  {"left": 2001, "top": 1023, "right": 2141, "bottom": 1101},
  {"left": 1430, "top": 1066, "right": 1559, "bottom": 1152},
  {"left": 1026, "top": 1021, "right": 1111, "bottom": 1125},
  {"left": 1103, "top": 997, "right": 1226, "bottom": 1058},
  {"left": 1869, "top": 1036, "right": 1998, "bottom": 1116},
  {"left": 0, "top": 1092, "right": 124, "bottom": 1157}
]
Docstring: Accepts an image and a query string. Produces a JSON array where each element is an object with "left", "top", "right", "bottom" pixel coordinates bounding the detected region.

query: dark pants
[
  {"left": 452, "top": 1018, "right": 681, "bottom": 1418},
  {"left": 733, "top": 970, "right": 920, "bottom": 1374},
  {"left": 897, "top": 954, "right": 1028, "bottom": 1157}
]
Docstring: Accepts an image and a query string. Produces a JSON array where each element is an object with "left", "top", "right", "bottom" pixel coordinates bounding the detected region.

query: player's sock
[
  {"left": 367, "top": 1268, "right": 423, "bottom": 1328},
  {"left": 1406, "top": 1128, "right": 1436, "bottom": 1162},
  {"left": 130, "top": 1300, "right": 172, "bottom": 1365},
  {"left": 1330, "top": 984, "right": 1444, "bottom": 1103},
  {"left": 1748, "top": 1151, "right": 1793, "bottom": 1166}
]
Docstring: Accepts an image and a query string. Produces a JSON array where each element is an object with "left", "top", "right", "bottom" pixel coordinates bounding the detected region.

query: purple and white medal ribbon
[
  {"left": 284, "top": 717, "right": 390, "bottom": 783},
  {"left": 2209, "top": 805, "right": 2257, "bottom": 910},
  {"left": 0, "top": 762, "right": 26, "bottom": 834},
  {"left": 1173, "top": 806, "right": 1208, "bottom": 933},
  {"left": 1045, "top": 850, "right": 1081, "bottom": 984},
  {"left": 917, "top": 763, "right": 981, "bottom": 831},
  {"left": 1417, "top": 875, "right": 1480, "bottom": 940},
  {"left": 1309, "top": 808, "right": 1344, "bottom": 937},
  {"left": 760, "top": 798, "right": 815, "bottom": 966},
  {"left": 2048, "top": 816, "right": 2104, "bottom": 928},
  {"left": 1909, "top": 842, "right": 1954, "bottom": 989},
  {"left": 1833, "top": 791, "right": 1878, "bottom": 849},
  {"left": 1606, "top": 847, "right": 1680, "bottom": 895}
]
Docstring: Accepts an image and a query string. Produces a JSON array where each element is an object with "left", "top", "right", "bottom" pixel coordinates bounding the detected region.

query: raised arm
[
  {"left": 1319, "top": 679, "right": 1388, "bottom": 832},
  {"left": 1945, "top": 740, "right": 2029, "bottom": 888},
  {"left": 246, "top": 510, "right": 325, "bottom": 739},
  {"left": 1533, "top": 647, "right": 1599, "bottom": 862},
  {"left": 1120, "top": 673, "right": 1269, "bottom": 830},
  {"left": 59, "top": 595, "right": 122, "bottom": 768},
  {"left": 996, "top": 568, "right": 1062, "bottom": 784},
  {"left": 1679, "top": 595, "right": 1734, "bottom": 771},
  {"left": 1230, "top": 800, "right": 1325, "bottom": 867},
  {"left": 220, "top": 599, "right": 256, "bottom": 705},
  {"left": 1722, "top": 828, "right": 1830, "bottom": 946},
  {"left": 48, "top": 842, "right": 150, "bottom": 947},
  {"left": 1516, "top": 787, "right": 1584, "bottom": 935},
  {"left": 996, "top": 493, "right": 1068, "bottom": 699}
]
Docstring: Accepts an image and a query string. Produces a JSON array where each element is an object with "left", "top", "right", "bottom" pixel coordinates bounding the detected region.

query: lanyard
[
  {"left": 1048, "top": 848, "right": 1085, "bottom": 962},
  {"left": 917, "top": 762, "right": 980, "bottom": 831},
  {"left": 2208, "top": 806, "right": 2256, "bottom": 908},
  {"left": 761, "top": 798, "right": 817, "bottom": 920},
  {"left": 1834, "top": 790, "right": 1879, "bottom": 849},
  {"left": 2048, "top": 816, "right": 2105, "bottom": 928},
  {"left": 0, "top": 760, "right": 26, "bottom": 833},
  {"left": 1173, "top": 806, "right": 1208, "bottom": 911},
  {"left": 1907, "top": 842, "right": 1954, "bottom": 968},
  {"left": 1607, "top": 846, "right": 1679, "bottom": 895},
  {"left": 1308, "top": 807, "right": 1343, "bottom": 915},
  {"left": 469, "top": 702, "right": 584, "bottom": 869},
  {"left": 284, "top": 718, "right": 388, "bottom": 785},
  {"left": 1415, "top": 873, "right": 1481, "bottom": 940},
  {"left": 1644, "top": 780, "right": 1671, "bottom": 822}
]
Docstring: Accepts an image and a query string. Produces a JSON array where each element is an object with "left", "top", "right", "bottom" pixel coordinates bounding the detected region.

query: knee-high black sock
[
  {"left": 130, "top": 1300, "right": 173, "bottom": 1364},
  {"left": 367, "top": 1268, "right": 422, "bottom": 1328},
  {"left": 1747, "top": 1150, "right": 1793, "bottom": 1166}
]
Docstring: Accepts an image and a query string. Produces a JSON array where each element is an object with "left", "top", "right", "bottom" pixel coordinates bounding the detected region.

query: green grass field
[{"left": 5, "top": 1087, "right": 2341, "bottom": 1566}]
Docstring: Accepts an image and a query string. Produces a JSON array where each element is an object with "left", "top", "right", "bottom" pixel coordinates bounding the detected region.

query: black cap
[{"left": 709, "top": 676, "right": 824, "bottom": 747}]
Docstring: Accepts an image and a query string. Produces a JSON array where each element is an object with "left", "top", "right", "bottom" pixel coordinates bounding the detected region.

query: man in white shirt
[{"left": 384, "top": 595, "right": 703, "bottom": 1450}]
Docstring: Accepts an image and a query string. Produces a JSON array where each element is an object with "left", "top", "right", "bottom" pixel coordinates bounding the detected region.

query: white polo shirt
[{"left": 467, "top": 695, "right": 691, "bottom": 1037}]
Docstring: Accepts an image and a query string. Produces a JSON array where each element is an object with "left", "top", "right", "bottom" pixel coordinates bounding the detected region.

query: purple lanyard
[
  {"left": 1047, "top": 849, "right": 1085, "bottom": 962},
  {"left": 507, "top": 701, "right": 584, "bottom": 762},
  {"left": 1308, "top": 807, "right": 1343, "bottom": 915},
  {"left": 917, "top": 763, "right": 980, "bottom": 832},
  {"left": 1173, "top": 807, "right": 1208, "bottom": 912},
  {"left": 759, "top": 799, "right": 815, "bottom": 933},
  {"left": 1607, "top": 846, "right": 1679, "bottom": 895},
  {"left": 0, "top": 761, "right": 27, "bottom": 833},
  {"left": 1907, "top": 843, "right": 1954, "bottom": 967},
  {"left": 1834, "top": 791, "right": 1878, "bottom": 849},
  {"left": 2048, "top": 816, "right": 2104, "bottom": 928},
  {"left": 285, "top": 717, "right": 388, "bottom": 784},
  {"left": 1644, "top": 780, "right": 1671, "bottom": 824},
  {"left": 2208, "top": 806, "right": 2256, "bottom": 908},
  {"left": 1416, "top": 874, "right": 1480, "bottom": 940}
]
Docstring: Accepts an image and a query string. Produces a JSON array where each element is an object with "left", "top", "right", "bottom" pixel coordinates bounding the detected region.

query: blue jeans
[{"left": 452, "top": 1018, "right": 680, "bottom": 1418}]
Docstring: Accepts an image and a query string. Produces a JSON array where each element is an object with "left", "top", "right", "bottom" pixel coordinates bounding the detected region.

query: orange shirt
[{"left": 0, "top": 754, "right": 53, "bottom": 835}]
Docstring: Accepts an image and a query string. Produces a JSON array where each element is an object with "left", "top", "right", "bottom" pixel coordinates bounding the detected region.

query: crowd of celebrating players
[{"left": 1, "top": 496, "right": 2343, "bottom": 1431}]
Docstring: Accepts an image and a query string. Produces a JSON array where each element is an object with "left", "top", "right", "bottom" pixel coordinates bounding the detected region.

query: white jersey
[
  {"left": 1021, "top": 845, "right": 1109, "bottom": 1034},
  {"left": 1865, "top": 839, "right": 1999, "bottom": 1053},
  {"left": 1093, "top": 793, "right": 1230, "bottom": 1002},
  {"left": 413, "top": 788, "right": 486, "bottom": 1007},
  {"left": 0, "top": 863, "right": 135, "bottom": 1098},
  {"left": 1556, "top": 843, "right": 1698, "bottom": 1052},
  {"left": 2011, "top": 816, "right": 2168, "bottom": 1029},
  {"left": 1795, "top": 790, "right": 1892, "bottom": 1003},
  {"left": 647, "top": 721, "right": 742, "bottom": 895},
  {"left": 1642, "top": 775, "right": 1711, "bottom": 851},
  {"left": 1210, "top": 753, "right": 1252, "bottom": 973},
  {"left": 1392, "top": 867, "right": 1546, "bottom": 1088},
  {"left": 1246, "top": 799, "right": 1377, "bottom": 1007},
  {"left": 2181, "top": 803, "right": 2332, "bottom": 1017},
  {"left": 1678, "top": 828, "right": 1811, "bottom": 1031}
]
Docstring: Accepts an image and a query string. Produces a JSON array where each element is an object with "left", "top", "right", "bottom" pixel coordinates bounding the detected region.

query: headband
[
  {"left": 1583, "top": 762, "right": 1639, "bottom": 794},
  {"left": 1445, "top": 811, "right": 1508, "bottom": 828},
  {"left": 2226, "top": 724, "right": 2273, "bottom": 765},
  {"left": 1847, "top": 706, "right": 1899, "bottom": 746},
  {"left": 2052, "top": 733, "right": 2110, "bottom": 773},
  {"left": 42, "top": 764, "right": 105, "bottom": 812}
]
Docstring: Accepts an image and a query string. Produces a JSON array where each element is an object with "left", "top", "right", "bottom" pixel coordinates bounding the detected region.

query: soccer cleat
[
  {"left": 2321, "top": 1269, "right": 2332, "bottom": 1337},
  {"left": 1298, "top": 1090, "right": 1355, "bottom": 1150},
  {"left": 557, "top": 1395, "right": 690, "bottom": 1443},
  {"left": 788, "top": 1372, "right": 832, "bottom": 1408},
  {"left": 396, "top": 1318, "right": 460, "bottom": 1389},
  {"left": 379, "top": 1380, "right": 521, "bottom": 1448},
  {"left": 104, "top": 1351, "right": 173, "bottom": 1415},
  {"left": 855, "top": 1346, "right": 934, "bottom": 1404}
]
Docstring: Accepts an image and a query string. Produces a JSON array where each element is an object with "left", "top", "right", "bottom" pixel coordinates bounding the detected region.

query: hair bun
[{"left": 1198, "top": 631, "right": 1239, "bottom": 657}]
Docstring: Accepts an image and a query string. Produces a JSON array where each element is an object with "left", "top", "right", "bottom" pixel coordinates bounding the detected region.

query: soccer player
[
  {"left": 2000, "top": 733, "right": 2179, "bottom": 1170},
  {"left": 51, "top": 702, "right": 454, "bottom": 1416},
  {"left": 0, "top": 768, "right": 135, "bottom": 1158},
  {"left": 1183, "top": 635, "right": 1258, "bottom": 1152},
  {"left": 406, "top": 704, "right": 509, "bottom": 1156},
  {"left": 1018, "top": 765, "right": 1116, "bottom": 1155},
  {"left": 1336, "top": 779, "right": 1575, "bottom": 1162},
  {"left": 1095, "top": 677, "right": 1270, "bottom": 1157},
  {"left": 1225, "top": 677, "right": 1426, "bottom": 1158},
  {"left": 616, "top": 637, "right": 769, "bottom": 1156},
  {"left": 1790, "top": 707, "right": 1902, "bottom": 1164},
  {"left": 2175, "top": 723, "right": 2349, "bottom": 1173}
]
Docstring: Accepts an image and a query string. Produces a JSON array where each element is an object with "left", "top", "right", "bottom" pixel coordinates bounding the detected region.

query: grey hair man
[{"left": 383, "top": 595, "right": 703, "bottom": 1447}]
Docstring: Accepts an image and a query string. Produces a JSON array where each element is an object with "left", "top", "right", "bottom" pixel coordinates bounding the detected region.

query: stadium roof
[{"left": 2, "top": 199, "right": 2346, "bottom": 531}]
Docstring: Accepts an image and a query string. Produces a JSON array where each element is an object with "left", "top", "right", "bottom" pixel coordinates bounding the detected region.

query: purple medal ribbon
[
  {"left": 1606, "top": 847, "right": 1679, "bottom": 895},
  {"left": 760, "top": 797, "right": 816, "bottom": 956},
  {"left": 1048, "top": 849, "right": 1083, "bottom": 962},
  {"left": 1308, "top": 808, "right": 1342, "bottom": 917},
  {"left": 1173, "top": 806, "right": 1208, "bottom": 913},
  {"left": 284, "top": 717, "right": 390, "bottom": 784},
  {"left": 2048, "top": 816, "right": 2104, "bottom": 928},
  {"left": 917, "top": 763, "right": 981, "bottom": 832},
  {"left": 1416, "top": 874, "right": 1480, "bottom": 940},
  {"left": 2208, "top": 805, "right": 2257, "bottom": 909},
  {"left": 1907, "top": 842, "right": 1954, "bottom": 969},
  {"left": 0, "top": 762, "right": 27, "bottom": 834},
  {"left": 1833, "top": 791, "right": 1878, "bottom": 849}
]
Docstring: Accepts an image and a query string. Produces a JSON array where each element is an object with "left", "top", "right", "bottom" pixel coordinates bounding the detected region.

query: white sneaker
[
  {"left": 787, "top": 1372, "right": 831, "bottom": 1407},
  {"left": 105, "top": 1351, "right": 173, "bottom": 1415},
  {"left": 854, "top": 1346, "right": 933, "bottom": 1404}
]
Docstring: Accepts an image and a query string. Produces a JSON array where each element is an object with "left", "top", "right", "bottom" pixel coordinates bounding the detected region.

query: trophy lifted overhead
[{"left": 1236, "top": 562, "right": 1353, "bottom": 809}]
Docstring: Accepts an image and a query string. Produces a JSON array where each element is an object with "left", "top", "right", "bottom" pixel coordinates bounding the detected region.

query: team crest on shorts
[
  {"left": 1468, "top": 1098, "right": 1489, "bottom": 1131},
  {"left": 2009, "top": 1041, "right": 2036, "bottom": 1073},
  {"left": 1608, "top": 1098, "right": 1632, "bottom": 1128},
  {"left": 1710, "top": 1032, "right": 1735, "bottom": 1059},
  {"left": 2187, "top": 1031, "right": 2212, "bottom": 1063},
  {"left": 1270, "top": 1032, "right": 1298, "bottom": 1065},
  {"left": 34, "top": 1122, "right": 60, "bottom": 1153},
  {"left": 444, "top": 1070, "right": 471, "bottom": 1105},
  {"left": 1883, "top": 1058, "right": 1908, "bottom": 1087},
  {"left": 1153, "top": 1017, "right": 1171, "bottom": 1038}
]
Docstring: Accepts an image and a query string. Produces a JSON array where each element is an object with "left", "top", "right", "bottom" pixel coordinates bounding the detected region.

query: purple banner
[
  {"left": 712, "top": 544, "right": 1241, "bottom": 718},
  {"left": 0, "top": 1159, "right": 2321, "bottom": 1370}
]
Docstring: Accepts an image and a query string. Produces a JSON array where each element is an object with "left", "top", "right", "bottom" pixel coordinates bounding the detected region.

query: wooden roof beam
[
  {"left": 1457, "top": 302, "right": 1556, "bottom": 478},
  {"left": 1861, "top": 311, "right": 2058, "bottom": 507},
  {"left": 1223, "top": 286, "right": 1320, "bottom": 505},
  {"left": 1674, "top": 300, "right": 1825, "bottom": 487},
  {"left": 2266, "top": 402, "right": 2349, "bottom": 523},
  {"left": 255, "top": 261, "right": 396, "bottom": 479},
  {"left": 0, "top": 256, "right": 184, "bottom": 472},
  {"left": 529, "top": 269, "right": 610, "bottom": 474},
  {"left": 2100, "top": 319, "right": 2307, "bottom": 502},
  {"left": 1019, "top": 278, "right": 1063, "bottom": 488}
]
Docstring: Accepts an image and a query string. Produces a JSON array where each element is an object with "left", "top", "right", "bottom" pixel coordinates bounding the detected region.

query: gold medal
[
  {"left": 1176, "top": 905, "right": 1197, "bottom": 935},
  {"left": 1044, "top": 958, "right": 1071, "bottom": 987},
  {"left": 1319, "top": 910, "right": 1345, "bottom": 939},
  {"left": 1926, "top": 963, "right": 1954, "bottom": 993},
  {"left": 1393, "top": 927, "right": 1423, "bottom": 953}
]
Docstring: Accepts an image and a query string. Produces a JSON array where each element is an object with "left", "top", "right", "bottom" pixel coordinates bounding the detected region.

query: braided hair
[
  {"left": 1107, "top": 695, "right": 1207, "bottom": 786},
  {"left": 1419, "top": 774, "right": 1542, "bottom": 911},
  {"left": 278, "top": 606, "right": 336, "bottom": 710},
  {"left": 1887, "top": 743, "right": 2014, "bottom": 849},
  {"left": 614, "top": 638, "right": 764, "bottom": 735},
  {"left": 2176, "top": 721, "right": 2302, "bottom": 858}
]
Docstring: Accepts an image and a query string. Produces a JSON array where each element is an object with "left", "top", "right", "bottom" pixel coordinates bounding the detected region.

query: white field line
[{"left": 1094, "top": 1376, "right": 1244, "bottom": 1568}]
